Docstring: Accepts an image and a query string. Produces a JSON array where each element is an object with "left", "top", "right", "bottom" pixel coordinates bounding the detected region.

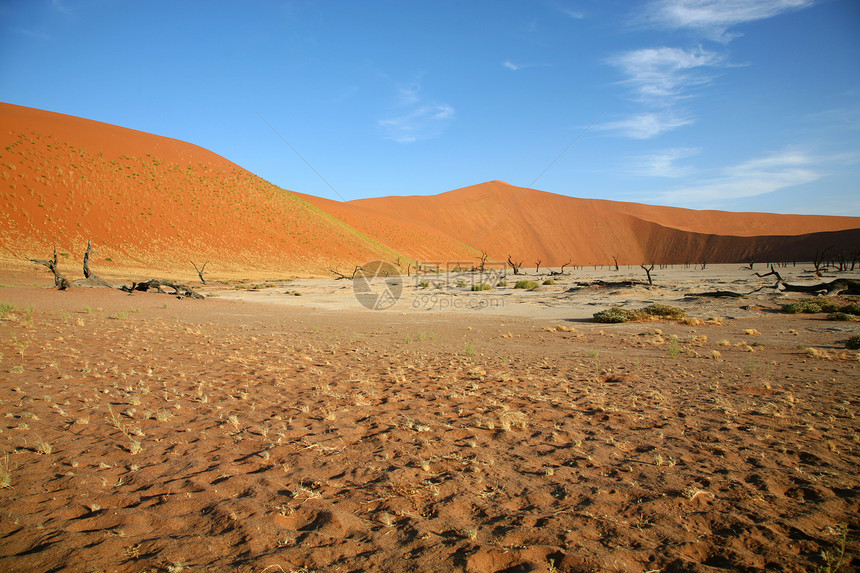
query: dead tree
[
  {"left": 535, "top": 259, "right": 542, "bottom": 274},
  {"left": 641, "top": 263, "right": 654, "bottom": 286},
  {"left": 812, "top": 246, "right": 833, "bottom": 276},
  {"left": 83, "top": 240, "right": 94, "bottom": 278},
  {"left": 121, "top": 279, "right": 203, "bottom": 299},
  {"left": 476, "top": 251, "right": 489, "bottom": 273},
  {"left": 507, "top": 255, "right": 524, "bottom": 276},
  {"left": 612, "top": 256, "right": 619, "bottom": 271},
  {"left": 330, "top": 266, "right": 363, "bottom": 280},
  {"left": 782, "top": 278, "right": 860, "bottom": 295},
  {"left": 754, "top": 265, "right": 784, "bottom": 289},
  {"left": 191, "top": 261, "right": 209, "bottom": 284},
  {"left": 30, "top": 246, "right": 71, "bottom": 290}
]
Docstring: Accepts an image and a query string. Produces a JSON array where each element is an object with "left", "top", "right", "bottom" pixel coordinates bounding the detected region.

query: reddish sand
[{"left": 0, "top": 267, "right": 858, "bottom": 572}]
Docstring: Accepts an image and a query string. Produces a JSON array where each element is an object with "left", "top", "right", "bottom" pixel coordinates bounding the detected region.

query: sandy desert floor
[{"left": 0, "top": 264, "right": 858, "bottom": 572}]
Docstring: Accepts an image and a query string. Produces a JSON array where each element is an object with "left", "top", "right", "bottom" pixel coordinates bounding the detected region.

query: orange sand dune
[
  {"left": 0, "top": 103, "right": 404, "bottom": 279},
  {"left": 349, "top": 181, "right": 860, "bottom": 267},
  {"left": 2, "top": 104, "right": 857, "bottom": 277}
]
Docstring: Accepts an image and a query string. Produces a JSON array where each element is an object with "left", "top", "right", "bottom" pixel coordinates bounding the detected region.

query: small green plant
[
  {"left": 471, "top": 283, "right": 492, "bottom": 291},
  {"left": 542, "top": 279, "right": 555, "bottom": 285},
  {"left": 593, "top": 303, "right": 685, "bottom": 323},
  {"left": 0, "top": 453, "right": 12, "bottom": 488},
  {"left": 463, "top": 342, "right": 476, "bottom": 356},
  {"left": 0, "top": 302, "right": 15, "bottom": 318},
  {"left": 36, "top": 440, "right": 52, "bottom": 455},
  {"left": 514, "top": 280, "right": 539, "bottom": 289},
  {"left": 497, "top": 280, "right": 508, "bottom": 287},
  {"left": 815, "top": 524, "right": 849, "bottom": 573},
  {"left": 82, "top": 305, "right": 92, "bottom": 314},
  {"left": 418, "top": 280, "right": 430, "bottom": 288},
  {"left": 846, "top": 335, "right": 860, "bottom": 350},
  {"left": 114, "top": 311, "right": 128, "bottom": 320},
  {"left": 667, "top": 338, "right": 682, "bottom": 358}
]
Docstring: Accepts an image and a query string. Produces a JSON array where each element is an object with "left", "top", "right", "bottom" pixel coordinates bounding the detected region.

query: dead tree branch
[
  {"left": 191, "top": 261, "right": 209, "bottom": 284},
  {"left": 330, "top": 266, "right": 363, "bottom": 280}
]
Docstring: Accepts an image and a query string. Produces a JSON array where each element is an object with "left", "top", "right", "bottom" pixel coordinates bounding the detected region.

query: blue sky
[{"left": 2, "top": 0, "right": 859, "bottom": 215}]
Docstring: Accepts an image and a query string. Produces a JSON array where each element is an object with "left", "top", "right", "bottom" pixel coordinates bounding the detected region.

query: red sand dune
[
  {"left": 349, "top": 181, "right": 860, "bottom": 267},
  {"left": 0, "top": 103, "right": 405, "bottom": 279},
  {"left": 1, "top": 103, "right": 858, "bottom": 277}
]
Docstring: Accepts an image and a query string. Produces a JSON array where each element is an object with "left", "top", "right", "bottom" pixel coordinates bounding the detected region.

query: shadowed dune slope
[
  {"left": 349, "top": 181, "right": 860, "bottom": 266},
  {"left": 0, "top": 103, "right": 404, "bottom": 278}
]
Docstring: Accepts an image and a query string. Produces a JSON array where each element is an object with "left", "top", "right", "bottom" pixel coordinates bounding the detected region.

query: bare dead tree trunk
[
  {"left": 83, "top": 240, "right": 93, "bottom": 278},
  {"left": 641, "top": 263, "right": 654, "bottom": 286},
  {"left": 535, "top": 259, "right": 542, "bottom": 274},
  {"left": 612, "top": 256, "right": 619, "bottom": 271},
  {"left": 507, "top": 255, "right": 523, "bottom": 275},
  {"left": 30, "top": 246, "right": 71, "bottom": 290},
  {"left": 191, "top": 261, "right": 209, "bottom": 284}
]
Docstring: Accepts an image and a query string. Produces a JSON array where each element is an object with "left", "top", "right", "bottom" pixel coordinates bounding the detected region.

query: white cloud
[
  {"left": 631, "top": 147, "right": 700, "bottom": 177},
  {"left": 654, "top": 149, "right": 823, "bottom": 204},
  {"left": 643, "top": 0, "right": 814, "bottom": 41},
  {"left": 599, "top": 112, "right": 693, "bottom": 139},
  {"left": 609, "top": 46, "right": 723, "bottom": 104},
  {"left": 503, "top": 61, "right": 522, "bottom": 71},
  {"left": 378, "top": 104, "right": 454, "bottom": 144}
]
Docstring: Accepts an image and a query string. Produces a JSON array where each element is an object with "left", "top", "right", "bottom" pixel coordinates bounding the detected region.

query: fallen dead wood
[
  {"left": 685, "top": 290, "right": 746, "bottom": 298},
  {"left": 120, "top": 279, "right": 204, "bottom": 299},
  {"left": 781, "top": 278, "right": 860, "bottom": 295},
  {"left": 574, "top": 279, "right": 650, "bottom": 288}
]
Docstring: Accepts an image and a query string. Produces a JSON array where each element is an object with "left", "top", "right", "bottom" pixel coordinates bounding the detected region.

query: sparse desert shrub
[
  {"left": 827, "top": 312, "right": 854, "bottom": 322},
  {"left": 641, "top": 304, "right": 686, "bottom": 320},
  {"left": 846, "top": 335, "right": 860, "bottom": 350},
  {"left": 593, "top": 307, "right": 642, "bottom": 323},
  {"left": 514, "top": 280, "right": 539, "bottom": 289},
  {"left": 471, "top": 283, "right": 492, "bottom": 291},
  {"left": 593, "top": 303, "right": 686, "bottom": 323},
  {"left": 543, "top": 279, "right": 555, "bottom": 285},
  {"left": 782, "top": 299, "right": 840, "bottom": 314},
  {"left": 418, "top": 280, "right": 430, "bottom": 288},
  {"left": 497, "top": 280, "right": 508, "bottom": 287},
  {"left": 839, "top": 302, "right": 860, "bottom": 316}
]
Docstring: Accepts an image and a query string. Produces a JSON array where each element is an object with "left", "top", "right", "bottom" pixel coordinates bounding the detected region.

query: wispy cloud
[
  {"left": 608, "top": 46, "right": 723, "bottom": 105},
  {"left": 502, "top": 60, "right": 552, "bottom": 72},
  {"left": 642, "top": 0, "right": 815, "bottom": 41},
  {"left": 377, "top": 78, "right": 455, "bottom": 143},
  {"left": 558, "top": 7, "right": 585, "bottom": 19},
  {"left": 599, "top": 112, "right": 693, "bottom": 139},
  {"left": 630, "top": 147, "right": 700, "bottom": 177},
  {"left": 602, "top": 46, "right": 722, "bottom": 138},
  {"left": 653, "top": 149, "right": 823, "bottom": 204}
]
